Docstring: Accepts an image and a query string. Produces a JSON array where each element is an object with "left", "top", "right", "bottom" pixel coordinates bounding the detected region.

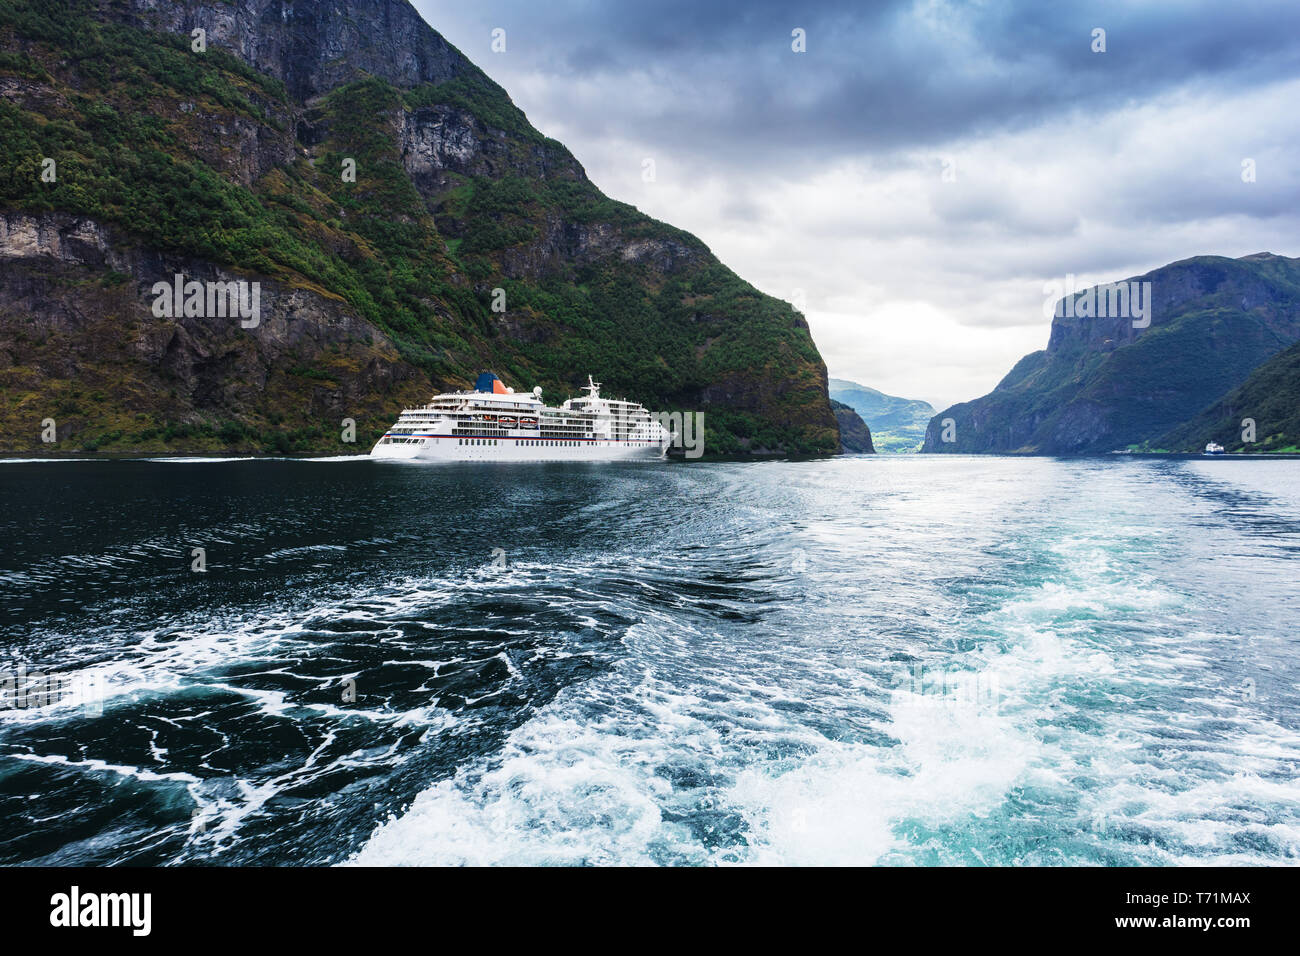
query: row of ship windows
[
  {"left": 459, "top": 439, "right": 585, "bottom": 446},
  {"left": 443, "top": 426, "right": 634, "bottom": 433},
  {"left": 456, "top": 439, "right": 653, "bottom": 447}
]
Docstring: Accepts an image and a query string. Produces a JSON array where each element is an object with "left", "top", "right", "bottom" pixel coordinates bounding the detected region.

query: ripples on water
[{"left": 0, "top": 456, "right": 1297, "bottom": 865}]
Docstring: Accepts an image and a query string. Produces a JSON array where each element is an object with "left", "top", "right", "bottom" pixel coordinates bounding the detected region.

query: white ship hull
[{"left": 371, "top": 435, "right": 667, "bottom": 462}]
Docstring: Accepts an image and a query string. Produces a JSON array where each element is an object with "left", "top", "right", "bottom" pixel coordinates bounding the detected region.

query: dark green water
[{"left": 1, "top": 456, "right": 1298, "bottom": 865}]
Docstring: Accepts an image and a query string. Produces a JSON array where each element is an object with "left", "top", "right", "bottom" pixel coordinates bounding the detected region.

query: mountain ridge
[
  {"left": 921, "top": 252, "right": 1300, "bottom": 454},
  {"left": 104, "top": 0, "right": 477, "bottom": 100},
  {"left": 0, "top": 0, "right": 840, "bottom": 457}
]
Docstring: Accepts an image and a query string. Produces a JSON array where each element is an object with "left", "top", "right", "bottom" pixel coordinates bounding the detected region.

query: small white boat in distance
[
  {"left": 370, "top": 373, "right": 672, "bottom": 462},
  {"left": 1204, "top": 441, "right": 1226, "bottom": 456}
]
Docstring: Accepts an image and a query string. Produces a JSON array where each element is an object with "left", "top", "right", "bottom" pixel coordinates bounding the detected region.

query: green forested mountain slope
[
  {"left": 0, "top": 0, "right": 838, "bottom": 456},
  {"left": 1157, "top": 339, "right": 1300, "bottom": 453}
]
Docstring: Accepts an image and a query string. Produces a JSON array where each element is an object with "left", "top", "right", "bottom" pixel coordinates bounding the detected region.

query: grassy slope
[{"left": 1156, "top": 339, "right": 1300, "bottom": 452}]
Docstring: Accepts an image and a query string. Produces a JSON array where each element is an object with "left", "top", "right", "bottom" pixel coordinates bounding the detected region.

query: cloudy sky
[{"left": 413, "top": 0, "right": 1300, "bottom": 410}]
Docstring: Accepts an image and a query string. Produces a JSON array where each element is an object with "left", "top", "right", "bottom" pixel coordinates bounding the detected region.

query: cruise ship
[{"left": 370, "top": 373, "right": 673, "bottom": 462}]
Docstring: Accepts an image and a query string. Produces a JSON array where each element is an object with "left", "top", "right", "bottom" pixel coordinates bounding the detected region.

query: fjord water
[{"left": 1, "top": 456, "right": 1297, "bottom": 866}]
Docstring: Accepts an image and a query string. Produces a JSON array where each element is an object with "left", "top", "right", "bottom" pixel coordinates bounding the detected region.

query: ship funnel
[{"left": 474, "top": 372, "right": 510, "bottom": 394}]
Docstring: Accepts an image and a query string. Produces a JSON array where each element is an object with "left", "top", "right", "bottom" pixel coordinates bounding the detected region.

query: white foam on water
[
  {"left": 4, "top": 558, "right": 639, "bottom": 859},
  {"left": 8, "top": 751, "right": 201, "bottom": 786},
  {"left": 351, "top": 484, "right": 1300, "bottom": 866},
  {"left": 734, "top": 692, "right": 1036, "bottom": 865},
  {"left": 349, "top": 712, "right": 676, "bottom": 866},
  {"left": 350, "top": 581, "right": 1066, "bottom": 866}
]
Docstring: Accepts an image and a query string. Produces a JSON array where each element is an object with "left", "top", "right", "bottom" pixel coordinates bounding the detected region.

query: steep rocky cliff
[
  {"left": 0, "top": 0, "right": 839, "bottom": 456},
  {"left": 105, "top": 0, "right": 474, "bottom": 100},
  {"left": 922, "top": 253, "right": 1300, "bottom": 454},
  {"left": 830, "top": 400, "right": 874, "bottom": 454}
]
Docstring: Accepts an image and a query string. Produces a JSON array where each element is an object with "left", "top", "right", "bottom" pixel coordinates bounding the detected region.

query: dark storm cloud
[{"left": 419, "top": 0, "right": 1300, "bottom": 164}]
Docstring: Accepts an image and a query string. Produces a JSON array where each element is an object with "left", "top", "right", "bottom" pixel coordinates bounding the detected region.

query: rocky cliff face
[
  {"left": 922, "top": 253, "right": 1300, "bottom": 455},
  {"left": 830, "top": 400, "right": 874, "bottom": 454},
  {"left": 0, "top": 0, "right": 839, "bottom": 456},
  {"left": 109, "top": 0, "right": 473, "bottom": 99},
  {"left": 0, "top": 211, "right": 430, "bottom": 451}
]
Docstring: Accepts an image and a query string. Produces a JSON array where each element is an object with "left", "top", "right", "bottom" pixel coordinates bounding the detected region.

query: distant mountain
[
  {"left": 1157, "top": 338, "right": 1300, "bottom": 453},
  {"left": 829, "top": 400, "right": 875, "bottom": 453},
  {"left": 922, "top": 253, "right": 1300, "bottom": 454},
  {"left": 828, "top": 378, "right": 934, "bottom": 453},
  {"left": 0, "top": 0, "right": 838, "bottom": 457}
]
